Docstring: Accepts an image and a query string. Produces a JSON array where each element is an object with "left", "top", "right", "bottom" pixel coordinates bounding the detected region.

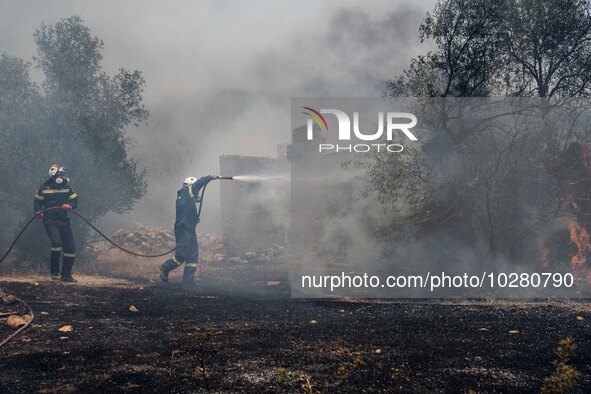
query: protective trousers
[
  {"left": 44, "top": 222, "right": 75, "bottom": 277},
  {"left": 161, "top": 226, "right": 198, "bottom": 284}
]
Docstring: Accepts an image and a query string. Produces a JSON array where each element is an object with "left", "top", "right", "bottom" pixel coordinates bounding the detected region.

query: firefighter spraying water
[
  {"left": 155, "top": 172, "right": 287, "bottom": 285},
  {"left": 159, "top": 175, "right": 233, "bottom": 286}
]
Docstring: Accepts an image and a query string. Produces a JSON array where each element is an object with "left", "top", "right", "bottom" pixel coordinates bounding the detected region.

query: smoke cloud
[{"left": 0, "top": 0, "right": 432, "bottom": 234}]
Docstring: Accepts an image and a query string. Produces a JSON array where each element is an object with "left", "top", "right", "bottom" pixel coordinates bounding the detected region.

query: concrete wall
[{"left": 219, "top": 124, "right": 359, "bottom": 261}]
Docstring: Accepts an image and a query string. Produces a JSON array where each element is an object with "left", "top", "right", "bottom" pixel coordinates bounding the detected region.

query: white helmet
[{"left": 183, "top": 177, "right": 197, "bottom": 186}]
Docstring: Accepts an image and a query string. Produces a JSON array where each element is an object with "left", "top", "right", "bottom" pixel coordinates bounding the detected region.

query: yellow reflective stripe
[
  {"left": 69, "top": 193, "right": 78, "bottom": 200},
  {"left": 35, "top": 194, "right": 45, "bottom": 200},
  {"left": 188, "top": 185, "right": 194, "bottom": 199},
  {"left": 172, "top": 256, "right": 183, "bottom": 265},
  {"left": 51, "top": 247, "right": 62, "bottom": 252},
  {"left": 63, "top": 253, "right": 76, "bottom": 258},
  {"left": 185, "top": 263, "right": 197, "bottom": 268},
  {"left": 41, "top": 189, "right": 71, "bottom": 194}
]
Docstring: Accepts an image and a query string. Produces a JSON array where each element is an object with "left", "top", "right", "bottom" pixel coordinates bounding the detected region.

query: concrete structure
[{"left": 219, "top": 124, "right": 358, "bottom": 261}]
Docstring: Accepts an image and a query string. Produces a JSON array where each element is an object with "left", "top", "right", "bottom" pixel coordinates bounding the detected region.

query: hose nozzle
[{"left": 218, "top": 176, "right": 233, "bottom": 180}]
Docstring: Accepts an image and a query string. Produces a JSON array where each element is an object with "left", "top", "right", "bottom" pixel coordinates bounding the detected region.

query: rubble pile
[
  {"left": 86, "top": 224, "right": 284, "bottom": 264},
  {"left": 112, "top": 225, "right": 175, "bottom": 253},
  {"left": 199, "top": 233, "right": 224, "bottom": 261}
]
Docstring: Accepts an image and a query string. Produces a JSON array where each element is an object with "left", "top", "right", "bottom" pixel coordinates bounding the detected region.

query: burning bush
[{"left": 544, "top": 142, "right": 591, "bottom": 283}]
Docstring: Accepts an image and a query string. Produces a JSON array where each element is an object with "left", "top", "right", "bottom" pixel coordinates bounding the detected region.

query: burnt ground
[{"left": 0, "top": 260, "right": 590, "bottom": 393}]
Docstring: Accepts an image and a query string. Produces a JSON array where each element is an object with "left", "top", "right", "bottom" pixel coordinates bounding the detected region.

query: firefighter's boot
[
  {"left": 160, "top": 258, "right": 181, "bottom": 283},
  {"left": 50, "top": 248, "right": 61, "bottom": 279},
  {"left": 60, "top": 254, "right": 77, "bottom": 283},
  {"left": 181, "top": 263, "right": 197, "bottom": 286}
]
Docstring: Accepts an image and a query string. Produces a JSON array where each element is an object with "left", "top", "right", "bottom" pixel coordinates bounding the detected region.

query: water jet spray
[{"left": 231, "top": 175, "right": 289, "bottom": 182}]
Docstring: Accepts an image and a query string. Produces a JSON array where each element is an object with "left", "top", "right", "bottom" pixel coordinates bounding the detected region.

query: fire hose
[
  {"left": 0, "top": 176, "right": 233, "bottom": 263},
  {"left": 0, "top": 175, "right": 233, "bottom": 347}
]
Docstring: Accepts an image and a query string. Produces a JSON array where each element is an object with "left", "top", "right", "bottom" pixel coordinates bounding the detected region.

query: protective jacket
[
  {"left": 34, "top": 178, "right": 79, "bottom": 224},
  {"left": 160, "top": 175, "right": 213, "bottom": 285},
  {"left": 174, "top": 176, "right": 212, "bottom": 231},
  {"left": 171, "top": 176, "right": 212, "bottom": 264}
]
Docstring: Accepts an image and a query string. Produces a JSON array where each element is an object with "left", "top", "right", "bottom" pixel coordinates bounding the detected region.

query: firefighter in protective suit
[
  {"left": 33, "top": 164, "right": 79, "bottom": 282},
  {"left": 160, "top": 175, "right": 217, "bottom": 286}
]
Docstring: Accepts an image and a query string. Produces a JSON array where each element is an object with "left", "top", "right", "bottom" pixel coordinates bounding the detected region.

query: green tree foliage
[
  {"left": 0, "top": 16, "right": 147, "bottom": 264},
  {"left": 388, "top": 0, "right": 591, "bottom": 98},
  {"left": 388, "top": 0, "right": 504, "bottom": 97},
  {"left": 501, "top": 0, "right": 591, "bottom": 98}
]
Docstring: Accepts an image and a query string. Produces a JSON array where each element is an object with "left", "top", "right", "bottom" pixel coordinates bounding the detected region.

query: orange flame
[{"left": 568, "top": 221, "right": 590, "bottom": 269}]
